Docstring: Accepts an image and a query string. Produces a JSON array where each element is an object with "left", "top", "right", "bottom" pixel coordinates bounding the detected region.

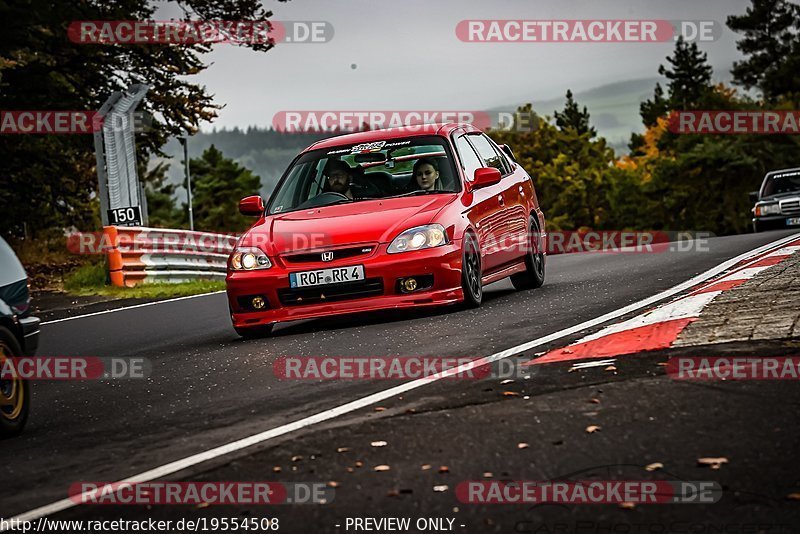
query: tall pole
[{"left": 183, "top": 134, "right": 194, "bottom": 232}]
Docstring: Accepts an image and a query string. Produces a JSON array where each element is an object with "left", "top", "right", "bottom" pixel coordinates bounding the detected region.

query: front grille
[
  {"left": 277, "top": 278, "right": 384, "bottom": 306},
  {"left": 780, "top": 199, "right": 800, "bottom": 213},
  {"left": 283, "top": 245, "right": 375, "bottom": 264}
]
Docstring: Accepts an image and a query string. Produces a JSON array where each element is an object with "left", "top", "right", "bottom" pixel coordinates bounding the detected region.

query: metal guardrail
[{"left": 103, "top": 226, "right": 237, "bottom": 287}]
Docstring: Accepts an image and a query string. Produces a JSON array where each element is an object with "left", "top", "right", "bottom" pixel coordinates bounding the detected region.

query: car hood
[
  {"left": 242, "top": 195, "right": 455, "bottom": 255},
  {"left": 760, "top": 191, "right": 800, "bottom": 201}
]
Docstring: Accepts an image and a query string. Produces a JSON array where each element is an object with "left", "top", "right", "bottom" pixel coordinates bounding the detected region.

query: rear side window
[
  {"left": 468, "top": 134, "right": 509, "bottom": 174},
  {"left": 455, "top": 135, "right": 483, "bottom": 182}
]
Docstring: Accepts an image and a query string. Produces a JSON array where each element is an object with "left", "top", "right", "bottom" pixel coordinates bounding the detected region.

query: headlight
[
  {"left": 387, "top": 224, "right": 449, "bottom": 254},
  {"left": 756, "top": 203, "right": 780, "bottom": 216},
  {"left": 229, "top": 247, "right": 272, "bottom": 271}
]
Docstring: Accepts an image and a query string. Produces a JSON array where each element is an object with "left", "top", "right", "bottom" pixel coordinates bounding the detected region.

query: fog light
[
  {"left": 403, "top": 278, "right": 418, "bottom": 292},
  {"left": 252, "top": 296, "right": 266, "bottom": 310}
]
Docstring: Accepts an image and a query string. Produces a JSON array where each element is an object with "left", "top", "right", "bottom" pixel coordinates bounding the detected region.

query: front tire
[
  {"left": 461, "top": 232, "right": 483, "bottom": 308},
  {"left": 0, "top": 326, "right": 29, "bottom": 438},
  {"left": 234, "top": 324, "right": 274, "bottom": 339},
  {"left": 511, "top": 216, "right": 545, "bottom": 290}
]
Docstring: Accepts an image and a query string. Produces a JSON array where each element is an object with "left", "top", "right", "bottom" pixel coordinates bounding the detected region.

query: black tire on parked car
[
  {"left": 0, "top": 325, "right": 29, "bottom": 438},
  {"left": 461, "top": 232, "right": 483, "bottom": 308},
  {"left": 511, "top": 216, "right": 546, "bottom": 290}
]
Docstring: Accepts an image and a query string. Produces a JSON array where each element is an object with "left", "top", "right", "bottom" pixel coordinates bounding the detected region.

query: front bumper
[
  {"left": 18, "top": 315, "right": 40, "bottom": 355},
  {"left": 226, "top": 241, "right": 463, "bottom": 328},
  {"left": 753, "top": 215, "right": 800, "bottom": 231}
]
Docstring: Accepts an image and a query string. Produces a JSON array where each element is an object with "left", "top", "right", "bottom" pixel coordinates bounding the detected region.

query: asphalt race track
[{"left": 3, "top": 230, "right": 799, "bottom": 530}]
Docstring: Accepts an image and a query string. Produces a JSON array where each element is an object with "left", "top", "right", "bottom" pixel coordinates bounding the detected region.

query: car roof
[{"left": 302, "top": 123, "right": 482, "bottom": 152}]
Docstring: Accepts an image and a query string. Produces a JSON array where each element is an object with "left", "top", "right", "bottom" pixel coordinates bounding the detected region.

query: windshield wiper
[{"left": 385, "top": 190, "right": 448, "bottom": 199}]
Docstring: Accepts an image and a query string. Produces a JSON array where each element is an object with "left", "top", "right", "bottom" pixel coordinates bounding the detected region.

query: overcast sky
[{"left": 160, "top": 0, "right": 774, "bottom": 131}]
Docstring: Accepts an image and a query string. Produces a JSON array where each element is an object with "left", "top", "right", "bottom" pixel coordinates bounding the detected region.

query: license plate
[
  {"left": 289, "top": 265, "right": 365, "bottom": 288},
  {"left": 787, "top": 217, "right": 800, "bottom": 226}
]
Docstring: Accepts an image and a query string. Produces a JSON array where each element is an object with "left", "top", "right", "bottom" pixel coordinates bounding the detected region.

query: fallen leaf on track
[
  {"left": 645, "top": 462, "right": 664, "bottom": 472},
  {"left": 371, "top": 440, "right": 388, "bottom": 447},
  {"left": 503, "top": 391, "right": 520, "bottom": 397},
  {"left": 483, "top": 472, "right": 493, "bottom": 478},
  {"left": 589, "top": 398, "right": 600, "bottom": 404},
  {"left": 336, "top": 447, "right": 350, "bottom": 453},
  {"left": 786, "top": 493, "right": 800, "bottom": 501},
  {"left": 374, "top": 407, "right": 386, "bottom": 412},
  {"left": 697, "top": 457, "right": 728, "bottom": 469},
  {"left": 500, "top": 379, "right": 514, "bottom": 384},
  {"left": 374, "top": 465, "right": 391, "bottom": 472},
  {"left": 619, "top": 502, "right": 636, "bottom": 510},
  {"left": 433, "top": 485, "right": 449, "bottom": 492},
  {"left": 291, "top": 455, "right": 303, "bottom": 462},
  {"left": 585, "top": 425, "right": 601, "bottom": 433},
  {"left": 272, "top": 466, "right": 281, "bottom": 473},
  {"left": 518, "top": 442, "right": 529, "bottom": 449},
  {"left": 604, "top": 365, "right": 617, "bottom": 372},
  {"left": 421, "top": 464, "right": 432, "bottom": 470},
  {"left": 438, "top": 466, "right": 450, "bottom": 473},
  {"left": 327, "top": 481, "right": 340, "bottom": 488}
]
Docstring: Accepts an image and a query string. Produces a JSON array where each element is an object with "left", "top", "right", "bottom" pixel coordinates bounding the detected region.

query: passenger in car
[{"left": 412, "top": 157, "right": 440, "bottom": 191}]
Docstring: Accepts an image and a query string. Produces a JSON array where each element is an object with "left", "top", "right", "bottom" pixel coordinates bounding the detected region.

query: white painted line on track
[
  {"left": 5, "top": 232, "right": 799, "bottom": 526},
  {"left": 40, "top": 291, "right": 226, "bottom": 326}
]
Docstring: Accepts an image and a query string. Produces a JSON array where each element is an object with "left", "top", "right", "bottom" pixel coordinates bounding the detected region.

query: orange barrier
[{"left": 102, "top": 226, "right": 238, "bottom": 287}]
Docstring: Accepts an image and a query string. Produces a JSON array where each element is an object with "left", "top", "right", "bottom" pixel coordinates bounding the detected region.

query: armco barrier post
[{"left": 103, "top": 226, "right": 126, "bottom": 287}]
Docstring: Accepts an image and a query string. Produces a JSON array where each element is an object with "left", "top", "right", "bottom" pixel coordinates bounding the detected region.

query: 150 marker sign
[{"left": 108, "top": 206, "right": 142, "bottom": 227}]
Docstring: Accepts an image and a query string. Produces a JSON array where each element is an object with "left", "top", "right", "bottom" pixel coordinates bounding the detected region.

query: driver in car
[{"left": 324, "top": 159, "right": 355, "bottom": 199}]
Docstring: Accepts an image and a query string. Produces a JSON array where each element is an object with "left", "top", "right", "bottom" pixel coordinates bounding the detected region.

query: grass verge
[{"left": 64, "top": 261, "right": 225, "bottom": 299}]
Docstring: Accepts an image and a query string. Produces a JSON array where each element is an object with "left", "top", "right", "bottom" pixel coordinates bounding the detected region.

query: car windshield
[
  {"left": 762, "top": 170, "right": 800, "bottom": 197},
  {"left": 267, "top": 136, "right": 460, "bottom": 215}
]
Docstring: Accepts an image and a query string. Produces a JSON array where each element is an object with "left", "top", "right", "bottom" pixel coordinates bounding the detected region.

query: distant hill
[{"left": 487, "top": 77, "right": 661, "bottom": 153}]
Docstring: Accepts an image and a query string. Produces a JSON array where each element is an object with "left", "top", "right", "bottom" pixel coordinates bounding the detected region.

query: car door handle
[{"left": 497, "top": 195, "right": 505, "bottom": 206}]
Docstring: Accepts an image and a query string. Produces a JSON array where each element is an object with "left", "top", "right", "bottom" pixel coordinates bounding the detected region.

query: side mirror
[
  {"left": 499, "top": 144, "right": 516, "bottom": 162},
  {"left": 239, "top": 195, "right": 265, "bottom": 216},
  {"left": 748, "top": 191, "right": 759, "bottom": 203},
  {"left": 471, "top": 167, "right": 502, "bottom": 190}
]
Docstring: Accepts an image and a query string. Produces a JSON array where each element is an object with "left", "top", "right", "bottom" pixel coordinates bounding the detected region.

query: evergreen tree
[
  {"left": 657, "top": 37, "right": 714, "bottom": 109},
  {"left": 727, "top": 0, "right": 800, "bottom": 104},
  {"left": 188, "top": 145, "right": 262, "bottom": 233},
  {"left": 639, "top": 83, "right": 669, "bottom": 127},
  {"left": 554, "top": 90, "right": 596, "bottom": 137}
]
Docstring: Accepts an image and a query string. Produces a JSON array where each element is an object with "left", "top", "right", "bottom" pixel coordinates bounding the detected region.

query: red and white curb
[{"left": 527, "top": 238, "right": 800, "bottom": 366}]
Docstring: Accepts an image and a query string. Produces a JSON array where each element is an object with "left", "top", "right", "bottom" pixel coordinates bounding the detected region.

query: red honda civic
[{"left": 226, "top": 123, "right": 546, "bottom": 337}]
